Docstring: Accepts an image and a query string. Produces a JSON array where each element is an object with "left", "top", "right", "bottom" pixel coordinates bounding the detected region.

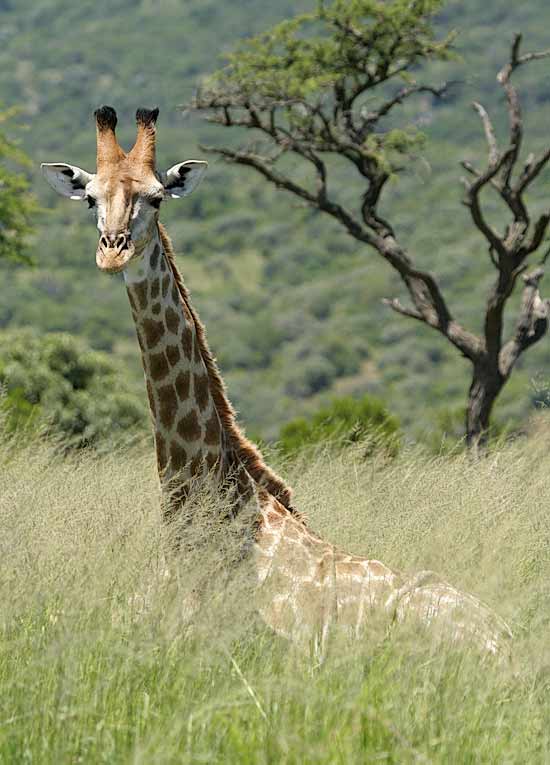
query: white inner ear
[
  {"left": 41, "top": 163, "right": 93, "bottom": 199},
  {"left": 162, "top": 160, "right": 208, "bottom": 198}
]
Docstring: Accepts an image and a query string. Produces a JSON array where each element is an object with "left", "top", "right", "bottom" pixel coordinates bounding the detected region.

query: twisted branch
[
  {"left": 190, "top": 31, "right": 550, "bottom": 442},
  {"left": 500, "top": 268, "right": 550, "bottom": 377}
]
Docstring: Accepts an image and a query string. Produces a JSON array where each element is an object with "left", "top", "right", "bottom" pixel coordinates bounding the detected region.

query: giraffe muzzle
[{"left": 96, "top": 232, "right": 136, "bottom": 273}]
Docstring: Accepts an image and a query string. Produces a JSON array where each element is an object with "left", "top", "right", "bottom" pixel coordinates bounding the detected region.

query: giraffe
[{"left": 41, "top": 106, "right": 512, "bottom": 657}]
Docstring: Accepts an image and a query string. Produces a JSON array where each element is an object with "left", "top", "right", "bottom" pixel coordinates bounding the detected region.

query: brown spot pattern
[
  {"left": 367, "top": 560, "right": 391, "bottom": 577},
  {"left": 171, "top": 284, "right": 179, "bottom": 304},
  {"left": 150, "top": 244, "right": 160, "bottom": 270},
  {"left": 181, "top": 326, "right": 193, "bottom": 359},
  {"left": 204, "top": 411, "right": 221, "bottom": 446},
  {"left": 142, "top": 318, "right": 164, "bottom": 349},
  {"left": 150, "top": 277, "right": 160, "bottom": 299},
  {"left": 175, "top": 370, "right": 190, "bottom": 400},
  {"left": 162, "top": 274, "right": 170, "bottom": 298},
  {"left": 165, "top": 306, "right": 180, "bottom": 335},
  {"left": 194, "top": 340, "right": 202, "bottom": 364},
  {"left": 206, "top": 452, "right": 219, "bottom": 471},
  {"left": 156, "top": 432, "right": 168, "bottom": 471},
  {"left": 158, "top": 385, "right": 178, "bottom": 430},
  {"left": 152, "top": 302, "right": 161, "bottom": 315},
  {"left": 133, "top": 280, "right": 148, "bottom": 311},
  {"left": 177, "top": 409, "right": 201, "bottom": 441},
  {"left": 194, "top": 372, "right": 210, "bottom": 412},
  {"left": 146, "top": 380, "right": 157, "bottom": 417},
  {"left": 166, "top": 344, "right": 180, "bottom": 366},
  {"left": 149, "top": 351, "right": 169, "bottom": 381},
  {"left": 190, "top": 452, "right": 204, "bottom": 477},
  {"left": 169, "top": 441, "right": 188, "bottom": 472}
]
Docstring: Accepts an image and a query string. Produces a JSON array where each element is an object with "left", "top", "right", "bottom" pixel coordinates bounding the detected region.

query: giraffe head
[{"left": 41, "top": 106, "right": 207, "bottom": 274}]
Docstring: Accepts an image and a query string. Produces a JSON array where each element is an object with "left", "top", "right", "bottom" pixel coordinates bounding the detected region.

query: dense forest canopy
[{"left": 1, "top": 0, "right": 550, "bottom": 441}]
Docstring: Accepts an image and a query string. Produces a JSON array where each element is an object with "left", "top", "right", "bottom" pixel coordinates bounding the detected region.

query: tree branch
[
  {"left": 191, "top": 23, "right": 550, "bottom": 444},
  {"left": 460, "top": 35, "right": 550, "bottom": 374},
  {"left": 462, "top": 36, "right": 550, "bottom": 258},
  {"left": 500, "top": 267, "right": 550, "bottom": 376},
  {"left": 358, "top": 81, "right": 458, "bottom": 140},
  {"left": 201, "top": 144, "right": 318, "bottom": 204},
  {"left": 462, "top": 149, "right": 513, "bottom": 259},
  {"left": 382, "top": 298, "right": 422, "bottom": 321},
  {"left": 472, "top": 102, "right": 499, "bottom": 167},
  {"left": 516, "top": 148, "right": 550, "bottom": 195},
  {"left": 383, "top": 295, "right": 481, "bottom": 359},
  {"left": 496, "top": 35, "right": 550, "bottom": 188}
]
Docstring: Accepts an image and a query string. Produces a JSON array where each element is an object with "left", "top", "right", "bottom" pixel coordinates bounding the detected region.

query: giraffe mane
[{"left": 158, "top": 224, "right": 297, "bottom": 514}]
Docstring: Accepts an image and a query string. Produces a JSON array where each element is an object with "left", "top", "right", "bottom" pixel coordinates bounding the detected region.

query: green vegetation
[
  {"left": 194, "top": 1, "right": 550, "bottom": 448},
  {"left": 0, "top": 328, "right": 147, "bottom": 448},
  {"left": 0, "top": 0, "right": 549, "bottom": 444},
  {"left": 2, "top": 428, "right": 550, "bottom": 761},
  {"left": 279, "top": 394, "right": 400, "bottom": 457},
  {"left": 219, "top": 0, "right": 451, "bottom": 104},
  {"left": 0, "top": 107, "right": 36, "bottom": 262},
  {"left": 2, "top": 3, "right": 550, "bottom": 761}
]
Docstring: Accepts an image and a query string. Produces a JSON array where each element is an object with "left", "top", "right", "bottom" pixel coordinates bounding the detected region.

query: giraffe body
[
  {"left": 41, "top": 106, "right": 512, "bottom": 656},
  {"left": 255, "top": 494, "right": 511, "bottom": 656}
]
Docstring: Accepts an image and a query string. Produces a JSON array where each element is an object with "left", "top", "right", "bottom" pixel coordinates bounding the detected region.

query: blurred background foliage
[
  {"left": 279, "top": 395, "right": 400, "bottom": 458},
  {"left": 0, "top": 0, "right": 549, "bottom": 452},
  {"left": 0, "top": 107, "right": 37, "bottom": 263},
  {"left": 0, "top": 329, "right": 147, "bottom": 449}
]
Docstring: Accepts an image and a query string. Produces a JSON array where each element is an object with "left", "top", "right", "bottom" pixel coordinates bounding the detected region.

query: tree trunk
[{"left": 465, "top": 360, "right": 505, "bottom": 451}]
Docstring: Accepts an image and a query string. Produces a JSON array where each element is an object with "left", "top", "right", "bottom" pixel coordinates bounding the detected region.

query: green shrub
[
  {"left": 284, "top": 354, "right": 336, "bottom": 398},
  {"left": 279, "top": 394, "right": 400, "bottom": 457},
  {"left": 0, "top": 106, "right": 37, "bottom": 263},
  {"left": 0, "top": 328, "right": 147, "bottom": 449}
]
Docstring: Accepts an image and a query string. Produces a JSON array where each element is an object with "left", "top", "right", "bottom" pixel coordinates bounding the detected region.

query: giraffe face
[
  {"left": 87, "top": 167, "right": 164, "bottom": 274},
  {"left": 41, "top": 106, "right": 207, "bottom": 274}
]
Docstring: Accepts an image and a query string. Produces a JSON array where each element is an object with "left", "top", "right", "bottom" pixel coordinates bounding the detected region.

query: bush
[
  {"left": 284, "top": 354, "right": 336, "bottom": 399},
  {"left": 279, "top": 394, "right": 400, "bottom": 457},
  {"left": 0, "top": 106, "right": 37, "bottom": 263},
  {"left": 0, "top": 328, "right": 147, "bottom": 449}
]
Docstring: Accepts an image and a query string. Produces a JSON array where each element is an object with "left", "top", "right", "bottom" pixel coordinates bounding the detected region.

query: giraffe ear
[
  {"left": 161, "top": 160, "right": 207, "bottom": 198},
  {"left": 41, "top": 163, "right": 94, "bottom": 200}
]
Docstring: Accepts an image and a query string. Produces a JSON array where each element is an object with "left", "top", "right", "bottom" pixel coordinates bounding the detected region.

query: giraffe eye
[
  {"left": 87, "top": 196, "right": 96, "bottom": 209},
  {"left": 149, "top": 196, "right": 162, "bottom": 209}
]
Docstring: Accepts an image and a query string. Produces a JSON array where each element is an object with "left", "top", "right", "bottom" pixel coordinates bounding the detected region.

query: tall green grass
[{"left": 1, "top": 428, "right": 550, "bottom": 763}]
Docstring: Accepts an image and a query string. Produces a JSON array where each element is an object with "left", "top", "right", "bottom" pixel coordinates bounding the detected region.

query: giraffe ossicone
[{"left": 41, "top": 106, "right": 512, "bottom": 657}]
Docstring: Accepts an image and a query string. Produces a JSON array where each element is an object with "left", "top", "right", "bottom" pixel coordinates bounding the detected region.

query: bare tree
[{"left": 189, "top": 0, "right": 550, "bottom": 449}]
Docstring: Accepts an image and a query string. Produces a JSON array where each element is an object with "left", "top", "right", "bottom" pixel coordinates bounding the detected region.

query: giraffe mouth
[{"left": 96, "top": 240, "right": 136, "bottom": 274}]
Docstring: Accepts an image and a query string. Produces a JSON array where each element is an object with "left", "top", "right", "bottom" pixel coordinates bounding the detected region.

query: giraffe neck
[
  {"left": 124, "top": 226, "right": 228, "bottom": 490},
  {"left": 124, "top": 222, "right": 295, "bottom": 521}
]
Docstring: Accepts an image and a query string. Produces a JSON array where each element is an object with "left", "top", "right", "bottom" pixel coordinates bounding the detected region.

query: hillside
[{"left": 1, "top": 0, "right": 550, "bottom": 439}]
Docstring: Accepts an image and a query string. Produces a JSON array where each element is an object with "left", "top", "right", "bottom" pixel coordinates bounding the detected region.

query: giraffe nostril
[
  {"left": 116, "top": 233, "right": 129, "bottom": 251},
  {"left": 99, "top": 233, "right": 131, "bottom": 253}
]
